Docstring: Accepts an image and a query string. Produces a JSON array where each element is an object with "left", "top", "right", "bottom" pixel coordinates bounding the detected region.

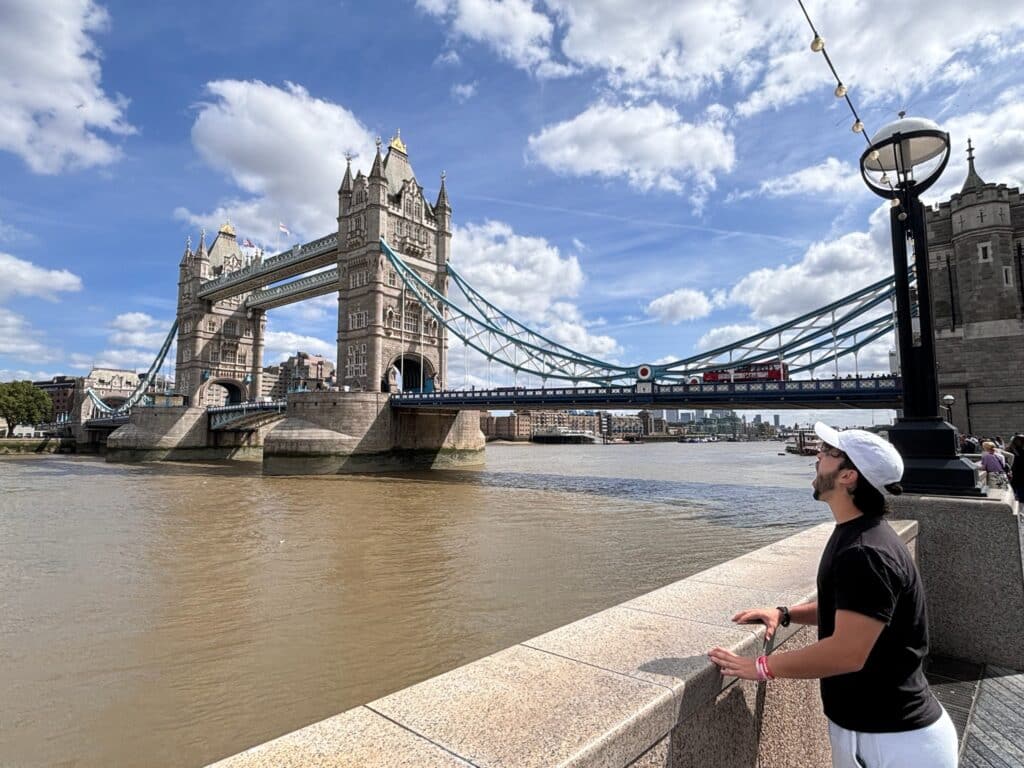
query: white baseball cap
[{"left": 814, "top": 421, "right": 905, "bottom": 493}]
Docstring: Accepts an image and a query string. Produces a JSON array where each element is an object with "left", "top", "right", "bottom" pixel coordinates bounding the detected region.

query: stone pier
[
  {"left": 106, "top": 406, "right": 263, "bottom": 462},
  {"left": 262, "top": 391, "right": 485, "bottom": 474}
]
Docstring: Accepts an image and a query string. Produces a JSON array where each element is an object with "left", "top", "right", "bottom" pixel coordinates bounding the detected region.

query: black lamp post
[{"left": 859, "top": 115, "right": 981, "bottom": 495}]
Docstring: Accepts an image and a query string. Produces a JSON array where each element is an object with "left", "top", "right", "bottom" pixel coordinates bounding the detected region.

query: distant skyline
[{"left": 3, "top": 1, "right": 1023, "bottom": 427}]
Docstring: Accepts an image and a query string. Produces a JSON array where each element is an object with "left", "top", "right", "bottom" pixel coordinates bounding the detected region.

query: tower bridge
[{"left": 90, "top": 134, "right": 1023, "bottom": 470}]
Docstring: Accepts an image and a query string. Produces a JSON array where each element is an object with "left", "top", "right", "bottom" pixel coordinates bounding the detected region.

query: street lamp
[
  {"left": 859, "top": 115, "right": 980, "bottom": 494},
  {"left": 941, "top": 394, "right": 955, "bottom": 421}
]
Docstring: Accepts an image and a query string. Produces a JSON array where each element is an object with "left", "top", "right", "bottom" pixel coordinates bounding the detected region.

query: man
[{"left": 708, "top": 422, "right": 957, "bottom": 767}]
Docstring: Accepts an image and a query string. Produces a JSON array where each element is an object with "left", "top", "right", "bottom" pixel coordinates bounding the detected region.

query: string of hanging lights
[{"left": 796, "top": 0, "right": 899, "bottom": 203}]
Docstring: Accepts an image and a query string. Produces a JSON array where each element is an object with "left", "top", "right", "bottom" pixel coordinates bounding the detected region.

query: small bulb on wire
[
  {"left": 869, "top": 150, "right": 880, "bottom": 162},
  {"left": 852, "top": 119, "right": 864, "bottom": 133},
  {"left": 898, "top": 212, "right": 908, "bottom": 222},
  {"left": 834, "top": 83, "right": 847, "bottom": 98},
  {"left": 811, "top": 35, "right": 825, "bottom": 52},
  {"left": 880, "top": 173, "right": 890, "bottom": 185},
  {"left": 890, "top": 198, "right": 901, "bottom": 208}
]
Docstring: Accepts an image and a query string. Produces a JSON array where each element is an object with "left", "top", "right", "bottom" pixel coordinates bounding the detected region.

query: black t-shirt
[{"left": 817, "top": 514, "right": 942, "bottom": 732}]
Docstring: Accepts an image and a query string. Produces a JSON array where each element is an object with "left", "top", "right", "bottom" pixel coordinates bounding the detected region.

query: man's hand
[
  {"left": 707, "top": 647, "right": 758, "bottom": 680},
  {"left": 731, "top": 607, "right": 782, "bottom": 640}
]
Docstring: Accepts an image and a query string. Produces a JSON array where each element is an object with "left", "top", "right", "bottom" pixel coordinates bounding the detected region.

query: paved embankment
[{"left": 0, "top": 438, "right": 74, "bottom": 454}]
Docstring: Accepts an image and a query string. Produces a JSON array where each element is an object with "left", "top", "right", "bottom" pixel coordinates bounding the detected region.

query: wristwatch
[{"left": 776, "top": 606, "right": 791, "bottom": 628}]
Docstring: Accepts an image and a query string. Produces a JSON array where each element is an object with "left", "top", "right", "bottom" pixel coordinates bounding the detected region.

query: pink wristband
[{"left": 756, "top": 655, "right": 775, "bottom": 681}]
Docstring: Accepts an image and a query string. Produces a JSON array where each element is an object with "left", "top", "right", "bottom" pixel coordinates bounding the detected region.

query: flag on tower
[
  {"left": 278, "top": 222, "right": 291, "bottom": 236},
  {"left": 242, "top": 238, "right": 255, "bottom": 248}
]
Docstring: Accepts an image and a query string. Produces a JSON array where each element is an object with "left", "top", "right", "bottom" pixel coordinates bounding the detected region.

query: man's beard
[{"left": 813, "top": 465, "right": 839, "bottom": 500}]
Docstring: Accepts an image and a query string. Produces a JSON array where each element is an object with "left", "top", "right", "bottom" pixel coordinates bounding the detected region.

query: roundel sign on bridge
[{"left": 636, "top": 364, "right": 654, "bottom": 381}]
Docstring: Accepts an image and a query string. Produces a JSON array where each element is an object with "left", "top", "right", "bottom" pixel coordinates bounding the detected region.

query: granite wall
[{"left": 206, "top": 521, "right": 922, "bottom": 767}]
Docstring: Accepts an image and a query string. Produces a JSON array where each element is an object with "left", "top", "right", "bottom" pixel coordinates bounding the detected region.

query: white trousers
[{"left": 829, "top": 709, "right": 958, "bottom": 768}]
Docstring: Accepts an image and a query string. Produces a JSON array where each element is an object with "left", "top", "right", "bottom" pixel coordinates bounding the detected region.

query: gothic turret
[
  {"left": 960, "top": 138, "right": 986, "bottom": 194},
  {"left": 339, "top": 153, "right": 354, "bottom": 217},
  {"left": 179, "top": 235, "right": 193, "bottom": 269}
]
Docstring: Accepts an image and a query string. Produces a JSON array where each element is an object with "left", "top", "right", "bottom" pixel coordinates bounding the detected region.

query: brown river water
[{"left": 0, "top": 441, "right": 825, "bottom": 767}]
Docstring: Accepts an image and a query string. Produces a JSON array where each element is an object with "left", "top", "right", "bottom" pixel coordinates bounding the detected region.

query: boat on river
[{"left": 531, "top": 427, "right": 599, "bottom": 444}]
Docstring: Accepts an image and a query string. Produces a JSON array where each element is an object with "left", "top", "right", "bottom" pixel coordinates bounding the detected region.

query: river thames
[{"left": 1, "top": 441, "right": 826, "bottom": 767}]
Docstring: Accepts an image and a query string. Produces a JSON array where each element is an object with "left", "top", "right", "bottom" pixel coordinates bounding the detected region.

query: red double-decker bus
[{"left": 701, "top": 362, "right": 788, "bottom": 383}]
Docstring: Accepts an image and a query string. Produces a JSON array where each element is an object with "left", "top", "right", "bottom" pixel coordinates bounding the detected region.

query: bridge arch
[
  {"left": 200, "top": 377, "right": 247, "bottom": 406},
  {"left": 384, "top": 354, "right": 436, "bottom": 393}
]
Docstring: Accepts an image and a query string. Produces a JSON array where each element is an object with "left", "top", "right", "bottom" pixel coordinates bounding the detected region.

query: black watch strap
[{"left": 776, "top": 606, "right": 791, "bottom": 628}]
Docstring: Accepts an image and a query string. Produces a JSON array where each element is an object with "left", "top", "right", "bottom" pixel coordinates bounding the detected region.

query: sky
[{"left": 2, "top": 0, "right": 1023, "bottom": 426}]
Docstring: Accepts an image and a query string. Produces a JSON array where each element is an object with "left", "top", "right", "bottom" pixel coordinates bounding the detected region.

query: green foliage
[{"left": 0, "top": 381, "right": 53, "bottom": 436}]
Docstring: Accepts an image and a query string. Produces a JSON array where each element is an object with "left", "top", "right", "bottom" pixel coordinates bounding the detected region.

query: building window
[
  {"left": 349, "top": 270, "right": 368, "bottom": 289},
  {"left": 210, "top": 348, "right": 220, "bottom": 363},
  {"left": 978, "top": 242, "right": 992, "bottom": 262},
  {"left": 348, "top": 309, "right": 367, "bottom": 330},
  {"left": 223, "top": 319, "right": 237, "bottom": 337},
  {"left": 222, "top": 350, "right": 236, "bottom": 364},
  {"left": 388, "top": 270, "right": 397, "bottom": 287},
  {"left": 239, "top": 351, "right": 247, "bottom": 365},
  {"left": 403, "top": 309, "right": 420, "bottom": 334},
  {"left": 1004, "top": 266, "right": 1014, "bottom": 288},
  {"left": 182, "top": 345, "right": 191, "bottom": 362},
  {"left": 182, "top": 319, "right": 193, "bottom": 334},
  {"left": 207, "top": 319, "right": 216, "bottom": 332}
]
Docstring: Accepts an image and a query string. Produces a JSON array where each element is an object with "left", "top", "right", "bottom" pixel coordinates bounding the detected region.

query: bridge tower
[
  {"left": 175, "top": 223, "right": 266, "bottom": 406},
  {"left": 336, "top": 132, "right": 451, "bottom": 393}
]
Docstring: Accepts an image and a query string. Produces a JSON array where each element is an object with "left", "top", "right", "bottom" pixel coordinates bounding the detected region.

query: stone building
[
  {"left": 175, "top": 223, "right": 264, "bottom": 405},
  {"left": 337, "top": 133, "right": 451, "bottom": 393},
  {"left": 262, "top": 352, "right": 336, "bottom": 399},
  {"left": 926, "top": 141, "right": 1024, "bottom": 436}
]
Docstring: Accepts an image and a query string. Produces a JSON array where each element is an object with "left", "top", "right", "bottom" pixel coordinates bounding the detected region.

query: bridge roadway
[{"left": 390, "top": 375, "right": 903, "bottom": 410}]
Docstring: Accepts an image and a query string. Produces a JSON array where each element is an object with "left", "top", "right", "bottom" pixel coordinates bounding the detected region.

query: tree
[{"left": 0, "top": 381, "right": 52, "bottom": 437}]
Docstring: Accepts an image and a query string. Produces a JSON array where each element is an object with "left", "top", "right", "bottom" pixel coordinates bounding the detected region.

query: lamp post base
[{"left": 887, "top": 418, "right": 984, "bottom": 496}]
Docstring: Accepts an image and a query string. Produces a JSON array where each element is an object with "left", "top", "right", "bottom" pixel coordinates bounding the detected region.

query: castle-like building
[
  {"left": 926, "top": 141, "right": 1024, "bottom": 436},
  {"left": 172, "top": 133, "right": 451, "bottom": 405}
]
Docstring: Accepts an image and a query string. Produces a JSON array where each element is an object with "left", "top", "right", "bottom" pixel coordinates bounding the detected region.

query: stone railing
[{"left": 208, "top": 520, "right": 919, "bottom": 767}]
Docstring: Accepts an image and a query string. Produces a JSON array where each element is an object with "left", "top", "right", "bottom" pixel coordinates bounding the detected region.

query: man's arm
[{"left": 710, "top": 609, "right": 884, "bottom": 680}]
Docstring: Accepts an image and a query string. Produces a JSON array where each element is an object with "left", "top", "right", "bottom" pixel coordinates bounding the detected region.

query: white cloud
[
  {"left": 263, "top": 329, "right": 334, "bottom": 363},
  {"left": 0, "top": 0, "right": 135, "bottom": 173},
  {"left": 69, "top": 349, "right": 159, "bottom": 371},
  {"left": 419, "top": 0, "right": 1024, "bottom": 126},
  {"left": 434, "top": 49, "right": 461, "bottom": 66},
  {"left": 696, "top": 324, "right": 763, "bottom": 352},
  {"left": 527, "top": 101, "right": 734, "bottom": 211},
  {"left": 0, "top": 308, "right": 58, "bottom": 361},
  {"left": 177, "top": 80, "right": 376, "bottom": 244},
  {"left": 646, "top": 288, "right": 713, "bottom": 324},
  {"left": 417, "top": 0, "right": 574, "bottom": 78},
  {"left": 724, "top": 203, "right": 893, "bottom": 325},
  {"left": 110, "top": 312, "right": 160, "bottom": 331},
  {"left": 0, "top": 368, "right": 59, "bottom": 383},
  {"left": 728, "top": 157, "right": 862, "bottom": 203},
  {"left": 0, "top": 252, "right": 83, "bottom": 301},
  {"left": 451, "top": 81, "right": 477, "bottom": 102},
  {"left": 450, "top": 220, "right": 621, "bottom": 363}
]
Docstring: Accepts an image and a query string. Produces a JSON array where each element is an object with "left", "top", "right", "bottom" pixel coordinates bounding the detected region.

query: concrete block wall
[
  {"left": 888, "top": 491, "right": 1023, "bottom": 668},
  {"left": 207, "top": 521, "right": 919, "bottom": 767}
]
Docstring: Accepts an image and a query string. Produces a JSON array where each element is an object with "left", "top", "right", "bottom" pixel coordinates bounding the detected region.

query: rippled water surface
[{"left": 0, "top": 442, "right": 826, "bottom": 767}]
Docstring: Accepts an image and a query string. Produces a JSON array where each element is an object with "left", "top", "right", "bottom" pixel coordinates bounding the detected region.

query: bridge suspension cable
[
  {"left": 385, "top": 238, "right": 905, "bottom": 385},
  {"left": 85, "top": 319, "right": 178, "bottom": 415}
]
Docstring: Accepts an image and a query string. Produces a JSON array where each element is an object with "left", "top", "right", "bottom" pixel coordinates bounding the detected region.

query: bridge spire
[
  {"left": 180, "top": 234, "right": 193, "bottom": 267},
  {"left": 339, "top": 152, "right": 354, "bottom": 194},
  {"left": 369, "top": 137, "right": 385, "bottom": 179},
  {"left": 435, "top": 170, "right": 451, "bottom": 213}
]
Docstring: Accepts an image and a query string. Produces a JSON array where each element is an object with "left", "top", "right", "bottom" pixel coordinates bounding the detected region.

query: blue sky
[{"left": 2, "top": 1, "right": 1024, "bottom": 424}]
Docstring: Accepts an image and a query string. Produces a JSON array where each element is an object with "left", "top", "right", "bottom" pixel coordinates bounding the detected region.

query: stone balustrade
[{"left": 207, "top": 520, "right": 920, "bottom": 767}]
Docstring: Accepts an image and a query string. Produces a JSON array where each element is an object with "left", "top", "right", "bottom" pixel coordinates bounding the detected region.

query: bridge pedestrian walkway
[{"left": 925, "top": 656, "right": 1024, "bottom": 766}]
